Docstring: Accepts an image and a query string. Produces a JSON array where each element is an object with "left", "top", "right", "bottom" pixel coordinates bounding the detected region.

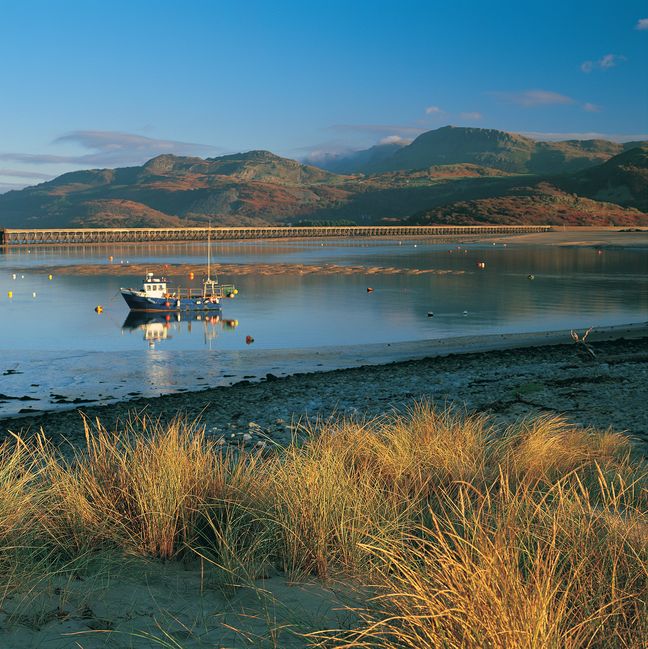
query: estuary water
[{"left": 0, "top": 238, "right": 646, "bottom": 415}]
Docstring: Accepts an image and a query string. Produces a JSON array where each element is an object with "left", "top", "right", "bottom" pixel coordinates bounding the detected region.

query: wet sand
[
  {"left": 480, "top": 226, "right": 648, "bottom": 248},
  {"left": 25, "top": 261, "right": 468, "bottom": 277}
]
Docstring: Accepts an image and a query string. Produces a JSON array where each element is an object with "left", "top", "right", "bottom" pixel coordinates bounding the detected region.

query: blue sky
[{"left": 0, "top": 0, "right": 646, "bottom": 191}]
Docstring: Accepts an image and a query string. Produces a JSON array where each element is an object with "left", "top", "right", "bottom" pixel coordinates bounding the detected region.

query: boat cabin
[{"left": 142, "top": 272, "right": 168, "bottom": 298}]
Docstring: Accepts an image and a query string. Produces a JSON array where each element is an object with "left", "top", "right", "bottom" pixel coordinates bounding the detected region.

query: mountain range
[
  {"left": 307, "top": 126, "right": 643, "bottom": 175},
  {"left": 0, "top": 126, "right": 646, "bottom": 229}
]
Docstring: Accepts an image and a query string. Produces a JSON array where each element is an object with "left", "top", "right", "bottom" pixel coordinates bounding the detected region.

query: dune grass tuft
[{"left": 0, "top": 404, "right": 645, "bottom": 647}]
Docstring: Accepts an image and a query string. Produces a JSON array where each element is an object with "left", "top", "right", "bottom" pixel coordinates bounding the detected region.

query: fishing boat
[{"left": 120, "top": 227, "right": 237, "bottom": 312}]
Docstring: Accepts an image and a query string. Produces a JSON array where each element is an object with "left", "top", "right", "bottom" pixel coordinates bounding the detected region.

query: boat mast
[{"left": 207, "top": 220, "right": 211, "bottom": 281}]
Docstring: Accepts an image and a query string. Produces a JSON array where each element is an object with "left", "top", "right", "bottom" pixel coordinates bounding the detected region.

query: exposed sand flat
[
  {"left": 24, "top": 261, "right": 468, "bottom": 277},
  {"left": 480, "top": 226, "right": 648, "bottom": 247}
]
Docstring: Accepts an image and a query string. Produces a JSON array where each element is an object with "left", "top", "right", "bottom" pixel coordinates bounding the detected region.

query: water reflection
[{"left": 122, "top": 312, "right": 239, "bottom": 349}]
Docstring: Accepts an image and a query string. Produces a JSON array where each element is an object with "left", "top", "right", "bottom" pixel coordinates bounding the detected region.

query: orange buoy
[
  {"left": 366, "top": 287, "right": 374, "bottom": 292},
  {"left": 189, "top": 271, "right": 195, "bottom": 280}
]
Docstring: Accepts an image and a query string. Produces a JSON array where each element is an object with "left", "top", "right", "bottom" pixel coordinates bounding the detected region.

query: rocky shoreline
[{"left": 3, "top": 335, "right": 647, "bottom": 455}]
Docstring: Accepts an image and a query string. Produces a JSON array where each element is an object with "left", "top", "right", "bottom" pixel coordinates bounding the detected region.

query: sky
[{"left": 0, "top": 0, "right": 647, "bottom": 191}]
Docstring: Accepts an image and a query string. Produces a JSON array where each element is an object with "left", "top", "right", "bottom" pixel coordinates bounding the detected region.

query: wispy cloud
[
  {"left": 0, "top": 131, "right": 220, "bottom": 168},
  {"left": 0, "top": 168, "right": 53, "bottom": 180},
  {"left": 636, "top": 18, "right": 648, "bottom": 30},
  {"left": 459, "top": 111, "right": 482, "bottom": 120},
  {"left": 425, "top": 105, "right": 443, "bottom": 115},
  {"left": 491, "top": 89, "right": 575, "bottom": 107},
  {"left": 581, "top": 53, "right": 626, "bottom": 73},
  {"left": 582, "top": 102, "right": 601, "bottom": 113}
]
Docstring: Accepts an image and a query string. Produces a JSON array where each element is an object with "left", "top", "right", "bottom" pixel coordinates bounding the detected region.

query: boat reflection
[{"left": 122, "top": 312, "right": 239, "bottom": 349}]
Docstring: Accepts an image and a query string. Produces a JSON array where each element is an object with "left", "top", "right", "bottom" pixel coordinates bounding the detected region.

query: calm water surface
[{"left": 1, "top": 239, "right": 647, "bottom": 352}]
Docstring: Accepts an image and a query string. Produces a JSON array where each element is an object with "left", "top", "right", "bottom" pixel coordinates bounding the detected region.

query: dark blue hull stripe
[{"left": 121, "top": 292, "right": 222, "bottom": 312}]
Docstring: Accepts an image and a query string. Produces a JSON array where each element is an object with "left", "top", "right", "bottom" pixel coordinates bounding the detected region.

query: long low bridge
[{"left": 0, "top": 225, "right": 552, "bottom": 245}]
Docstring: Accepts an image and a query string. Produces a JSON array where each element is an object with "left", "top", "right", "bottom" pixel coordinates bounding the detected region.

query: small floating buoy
[
  {"left": 245, "top": 335, "right": 254, "bottom": 344},
  {"left": 427, "top": 311, "right": 434, "bottom": 317},
  {"left": 32, "top": 292, "right": 36, "bottom": 298},
  {"left": 20, "top": 275, "right": 24, "bottom": 279},
  {"left": 233, "top": 289, "right": 238, "bottom": 294},
  {"left": 7, "top": 291, "right": 12, "bottom": 298},
  {"left": 94, "top": 305, "right": 103, "bottom": 314},
  {"left": 11, "top": 274, "right": 16, "bottom": 280},
  {"left": 528, "top": 274, "right": 535, "bottom": 280},
  {"left": 189, "top": 272, "right": 194, "bottom": 280},
  {"left": 597, "top": 250, "right": 603, "bottom": 255},
  {"left": 108, "top": 256, "right": 113, "bottom": 262},
  {"left": 463, "top": 310, "right": 468, "bottom": 316},
  {"left": 48, "top": 274, "right": 53, "bottom": 280},
  {"left": 476, "top": 261, "right": 486, "bottom": 269},
  {"left": 366, "top": 287, "right": 374, "bottom": 292}
]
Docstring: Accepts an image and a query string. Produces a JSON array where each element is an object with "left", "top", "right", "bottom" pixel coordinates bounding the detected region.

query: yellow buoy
[
  {"left": 7, "top": 291, "right": 13, "bottom": 298},
  {"left": 48, "top": 274, "right": 53, "bottom": 280},
  {"left": 233, "top": 289, "right": 238, "bottom": 294},
  {"left": 95, "top": 305, "right": 103, "bottom": 314}
]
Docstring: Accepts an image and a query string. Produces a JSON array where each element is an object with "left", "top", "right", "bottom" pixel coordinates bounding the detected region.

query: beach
[{"left": 3, "top": 325, "right": 647, "bottom": 454}]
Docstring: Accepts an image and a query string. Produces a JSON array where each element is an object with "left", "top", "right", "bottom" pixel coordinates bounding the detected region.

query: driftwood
[{"left": 571, "top": 327, "right": 596, "bottom": 359}]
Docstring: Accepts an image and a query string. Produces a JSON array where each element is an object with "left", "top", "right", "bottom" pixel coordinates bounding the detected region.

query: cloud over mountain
[{"left": 0, "top": 131, "right": 220, "bottom": 169}]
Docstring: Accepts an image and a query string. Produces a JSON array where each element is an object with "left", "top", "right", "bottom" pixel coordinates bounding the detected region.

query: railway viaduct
[{"left": 0, "top": 225, "right": 551, "bottom": 245}]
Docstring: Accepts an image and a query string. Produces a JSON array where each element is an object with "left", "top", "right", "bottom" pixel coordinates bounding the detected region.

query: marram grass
[{"left": 0, "top": 404, "right": 645, "bottom": 648}]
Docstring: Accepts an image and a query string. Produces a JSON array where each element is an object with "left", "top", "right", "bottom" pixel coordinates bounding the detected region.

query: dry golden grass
[{"left": 0, "top": 404, "right": 645, "bottom": 648}]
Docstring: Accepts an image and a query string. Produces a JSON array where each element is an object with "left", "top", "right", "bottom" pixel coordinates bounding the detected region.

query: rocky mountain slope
[
  {"left": 0, "top": 130, "right": 646, "bottom": 228},
  {"left": 311, "top": 126, "right": 642, "bottom": 176}
]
